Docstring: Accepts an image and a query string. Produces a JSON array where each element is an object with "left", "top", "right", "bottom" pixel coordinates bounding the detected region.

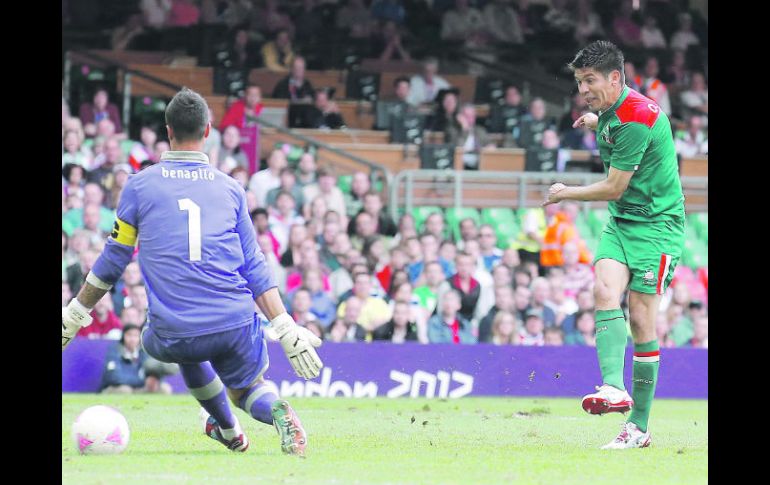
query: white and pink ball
[{"left": 71, "top": 405, "right": 130, "bottom": 455}]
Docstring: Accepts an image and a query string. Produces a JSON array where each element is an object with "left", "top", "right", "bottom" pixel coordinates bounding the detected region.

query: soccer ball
[{"left": 71, "top": 405, "right": 130, "bottom": 455}]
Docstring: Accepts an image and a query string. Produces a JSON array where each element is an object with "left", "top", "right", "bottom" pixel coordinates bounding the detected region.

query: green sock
[
  {"left": 594, "top": 309, "right": 628, "bottom": 391},
  {"left": 628, "top": 340, "right": 660, "bottom": 433}
]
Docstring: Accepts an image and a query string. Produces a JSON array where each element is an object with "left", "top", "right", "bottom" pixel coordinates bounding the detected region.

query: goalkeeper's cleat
[
  {"left": 601, "top": 422, "right": 651, "bottom": 449},
  {"left": 199, "top": 408, "right": 249, "bottom": 452},
  {"left": 271, "top": 400, "right": 307, "bottom": 457},
  {"left": 581, "top": 384, "right": 634, "bottom": 415}
]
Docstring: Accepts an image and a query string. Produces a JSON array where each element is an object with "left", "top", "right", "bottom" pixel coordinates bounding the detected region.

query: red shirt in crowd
[{"left": 78, "top": 310, "right": 123, "bottom": 338}]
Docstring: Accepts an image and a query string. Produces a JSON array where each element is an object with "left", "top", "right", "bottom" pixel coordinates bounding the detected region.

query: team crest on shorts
[{"left": 643, "top": 270, "right": 656, "bottom": 285}]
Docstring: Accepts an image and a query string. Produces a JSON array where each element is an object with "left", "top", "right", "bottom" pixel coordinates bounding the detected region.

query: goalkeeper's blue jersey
[{"left": 91, "top": 151, "right": 276, "bottom": 338}]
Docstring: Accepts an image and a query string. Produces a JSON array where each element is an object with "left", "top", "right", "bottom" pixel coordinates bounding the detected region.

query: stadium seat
[
  {"left": 688, "top": 212, "right": 708, "bottom": 243},
  {"left": 337, "top": 175, "right": 352, "bottom": 194},
  {"left": 481, "top": 207, "right": 516, "bottom": 226},
  {"left": 412, "top": 206, "right": 442, "bottom": 231},
  {"left": 682, "top": 239, "right": 708, "bottom": 269},
  {"left": 587, "top": 208, "right": 611, "bottom": 235},
  {"left": 120, "top": 139, "right": 135, "bottom": 156},
  {"left": 575, "top": 211, "right": 595, "bottom": 238}
]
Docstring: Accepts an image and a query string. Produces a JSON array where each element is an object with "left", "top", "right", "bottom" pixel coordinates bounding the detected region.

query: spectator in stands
[
  {"left": 127, "top": 284, "right": 149, "bottom": 319},
  {"left": 641, "top": 14, "right": 667, "bottom": 49},
  {"left": 640, "top": 56, "right": 672, "bottom": 115},
  {"left": 62, "top": 130, "right": 92, "bottom": 169},
  {"left": 514, "top": 0, "right": 543, "bottom": 39},
  {"left": 372, "top": 19, "right": 411, "bottom": 61},
  {"left": 670, "top": 12, "right": 700, "bottom": 52},
  {"left": 477, "top": 225, "right": 502, "bottom": 272},
  {"left": 446, "top": 103, "right": 495, "bottom": 170},
  {"left": 299, "top": 267, "right": 337, "bottom": 328},
  {"left": 266, "top": 167, "right": 305, "bottom": 209},
  {"left": 328, "top": 295, "right": 363, "bottom": 342},
  {"left": 680, "top": 72, "right": 708, "bottom": 125},
  {"left": 664, "top": 49, "right": 692, "bottom": 91},
  {"left": 272, "top": 56, "right": 315, "bottom": 102},
  {"left": 413, "top": 260, "right": 445, "bottom": 320},
  {"left": 304, "top": 195, "right": 328, "bottom": 236},
  {"left": 541, "top": 201, "right": 592, "bottom": 271},
  {"left": 218, "top": 125, "right": 249, "bottom": 173},
  {"left": 512, "top": 284, "right": 532, "bottom": 322},
  {"left": 573, "top": 0, "right": 604, "bottom": 44},
  {"left": 407, "top": 57, "right": 451, "bottom": 106},
  {"left": 491, "top": 311, "right": 519, "bottom": 345},
  {"left": 337, "top": 272, "right": 392, "bottom": 334},
  {"left": 674, "top": 115, "right": 708, "bottom": 158},
  {"left": 261, "top": 29, "right": 295, "bottom": 72},
  {"left": 517, "top": 98, "right": 556, "bottom": 149},
  {"left": 303, "top": 168, "right": 347, "bottom": 221},
  {"left": 349, "top": 191, "right": 398, "bottom": 237},
  {"left": 219, "top": 85, "right": 264, "bottom": 131},
  {"left": 100, "top": 324, "right": 149, "bottom": 393},
  {"left": 268, "top": 191, "right": 305, "bottom": 250},
  {"left": 112, "top": 261, "right": 143, "bottom": 316},
  {"left": 518, "top": 308, "right": 545, "bottom": 346},
  {"left": 230, "top": 166, "right": 249, "bottom": 191},
  {"left": 79, "top": 88, "right": 122, "bottom": 136},
  {"left": 62, "top": 183, "right": 115, "bottom": 236},
  {"left": 109, "top": 164, "right": 132, "bottom": 210},
  {"left": 423, "top": 212, "right": 446, "bottom": 242},
  {"left": 426, "top": 88, "right": 460, "bottom": 133},
  {"left": 438, "top": 251, "right": 481, "bottom": 324},
  {"left": 251, "top": 0, "right": 294, "bottom": 38},
  {"left": 141, "top": 0, "right": 172, "bottom": 29},
  {"left": 484, "top": 0, "right": 524, "bottom": 45},
  {"left": 686, "top": 315, "right": 708, "bottom": 348},
  {"left": 544, "top": 327, "right": 565, "bottom": 346},
  {"left": 306, "top": 88, "right": 346, "bottom": 129},
  {"left": 558, "top": 92, "right": 588, "bottom": 142},
  {"left": 428, "top": 289, "right": 476, "bottom": 344},
  {"left": 478, "top": 285, "right": 516, "bottom": 343},
  {"left": 344, "top": 171, "right": 371, "bottom": 217},
  {"left": 612, "top": 0, "right": 642, "bottom": 46},
  {"left": 89, "top": 136, "right": 124, "bottom": 189},
  {"left": 560, "top": 288, "right": 594, "bottom": 335},
  {"left": 489, "top": 85, "right": 527, "bottom": 143},
  {"left": 77, "top": 293, "right": 123, "bottom": 339},
  {"left": 296, "top": 151, "right": 318, "bottom": 187},
  {"left": 226, "top": 29, "right": 262, "bottom": 70},
  {"left": 289, "top": 287, "right": 320, "bottom": 327},
  {"left": 153, "top": 139, "right": 170, "bottom": 163},
  {"left": 370, "top": 0, "right": 406, "bottom": 25},
  {"left": 249, "top": 148, "right": 287, "bottom": 207},
  {"left": 624, "top": 61, "right": 642, "bottom": 92},
  {"left": 561, "top": 241, "right": 594, "bottom": 298},
  {"left": 441, "top": 0, "right": 489, "bottom": 48},
  {"left": 530, "top": 277, "right": 557, "bottom": 327},
  {"left": 336, "top": 0, "right": 374, "bottom": 39},
  {"left": 565, "top": 310, "right": 596, "bottom": 346},
  {"left": 167, "top": 0, "right": 200, "bottom": 27},
  {"left": 655, "top": 311, "right": 674, "bottom": 348},
  {"left": 279, "top": 223, "right": 308, "bottom": 268},
  {"left": 373, "top": 301, "right": 420, "bottom": 342}
]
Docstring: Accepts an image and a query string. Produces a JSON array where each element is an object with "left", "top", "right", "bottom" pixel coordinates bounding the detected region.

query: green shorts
[{"left": 594, "top": 215, "right": 685, "bottom": 295}]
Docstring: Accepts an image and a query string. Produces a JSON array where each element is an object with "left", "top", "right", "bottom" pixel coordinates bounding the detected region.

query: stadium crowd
[{"left": 62, "top": 2, "right": 708, "bottom": 392}]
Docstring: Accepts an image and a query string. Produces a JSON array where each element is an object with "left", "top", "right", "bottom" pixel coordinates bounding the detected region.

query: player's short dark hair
[
  {"left": 568, "top": 40, "right": 625, "bottom": 82},
  {"left": 165, "top": 87, "right": 210, "bottom": 142},
  {"left": 394, "top": 76, "right": 410, "bottom": 88}
]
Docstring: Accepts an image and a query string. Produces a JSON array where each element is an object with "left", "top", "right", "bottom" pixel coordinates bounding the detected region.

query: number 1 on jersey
[{"left": 178, "top": 198, "right": 201, "bottom": 261}]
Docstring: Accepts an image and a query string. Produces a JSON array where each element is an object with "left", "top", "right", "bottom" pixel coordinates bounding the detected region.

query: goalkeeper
[{"left": 62, "top": 87, "right": 323, "bottom": 457}]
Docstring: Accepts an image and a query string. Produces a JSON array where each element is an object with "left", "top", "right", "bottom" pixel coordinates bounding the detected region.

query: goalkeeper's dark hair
[
  {"left": 165, "top": 87, "right": 210, "bottom": 142},
  {"left": 568, "top": 41, "right": 625, "bottom": 84}
]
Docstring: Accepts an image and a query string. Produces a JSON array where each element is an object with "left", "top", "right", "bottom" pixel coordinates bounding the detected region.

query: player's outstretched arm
[
  {"left": 63, "top": 181, "right": 140, "bottom": 351},
  {"left": 543, "top": 167, "right": 634, "bottom": 206}
]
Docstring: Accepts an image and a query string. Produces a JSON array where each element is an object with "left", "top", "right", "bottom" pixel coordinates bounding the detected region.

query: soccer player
[
  {"left": 544, "top": 41, "right": 685, "bottom": 449},
  {"left": 62, "top": 88, "right": 323, "bottom": 456}
]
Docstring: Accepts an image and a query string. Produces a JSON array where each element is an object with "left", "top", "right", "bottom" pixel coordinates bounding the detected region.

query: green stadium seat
[
  {"left": 588, "top": 209, "right": 611, "bottom": 235},
  {"left": 120, "top": 139, "right": 135, "bottom": 156},
  {"left": 412, "top": 206, "right": 442, "bottom": 231},
  {"left": 337, "top": 175, "right": 352, "bottom": 194},
  {"left": 682, "top": 239, "right": 708, "bottom": 269},
  {"left": 481, "top": 207, "right": 516, "bottom": 226},
  {"left": 575, "top": 211, "right": 595, "bottom": 239},
  {"left": 687, "top": 212, "right": 708, "bottom": 243}
]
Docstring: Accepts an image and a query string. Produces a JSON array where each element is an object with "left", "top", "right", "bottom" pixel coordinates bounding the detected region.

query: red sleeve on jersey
[{"left": 615, "top": 90, "right": 660, "bottom": 128}]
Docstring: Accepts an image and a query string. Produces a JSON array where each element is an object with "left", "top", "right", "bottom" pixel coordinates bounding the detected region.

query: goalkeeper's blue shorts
[{"left": 141, "top": 313, "right": 270, "bottom": 389}]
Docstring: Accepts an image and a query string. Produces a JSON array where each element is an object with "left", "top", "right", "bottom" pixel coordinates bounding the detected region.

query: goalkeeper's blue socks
[
  {"left": 179, "top": 363, "right": 237, "bottom": 431},
  {"left": 238, "top": 383, "right": 279, "bottom": 425}
]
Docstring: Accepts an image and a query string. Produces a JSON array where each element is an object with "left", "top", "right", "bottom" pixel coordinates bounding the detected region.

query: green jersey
[{"left": 596, "top": 86, "right": 685, "bottom": 222}]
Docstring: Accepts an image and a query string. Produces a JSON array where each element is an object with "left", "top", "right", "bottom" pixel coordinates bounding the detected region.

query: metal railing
[{"left": 389, "top": 169, "right": 708, "bottom": 220}]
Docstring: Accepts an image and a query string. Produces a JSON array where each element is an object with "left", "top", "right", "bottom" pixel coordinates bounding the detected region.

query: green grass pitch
[{"left": 62, "top": 394, "right": 707, "bottom": 484}]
